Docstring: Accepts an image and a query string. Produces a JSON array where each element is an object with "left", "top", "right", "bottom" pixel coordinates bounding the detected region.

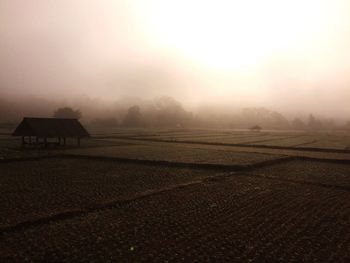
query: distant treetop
[
  {"left": 123, "top": 105, "right": 143, "bottom": 127},
  {"left": 53, "top": 107, "right": 82, "bottom": 119}
]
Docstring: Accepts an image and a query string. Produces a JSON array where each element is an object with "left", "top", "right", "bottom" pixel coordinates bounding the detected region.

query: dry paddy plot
[
  {"left": 65, "top": 144, "right": 285, "bottom": 167},
  {"left": 2, "top": 129, "right": 350, "bottom": 261},
  {"left": 252, "top": 159, "right": 350, "bottom": 189},
  {"left": 158, "top": 134, "right": 291, "bottom": 144},
  {"left": 252, "top": 133, "right": 350, "bottom": 151},
  {"left": 248, "top": 135, "right": 316, "bottom": 147},
  {"left": 0, "top": 158, "right": 218, "bottom": 229},
  {"left": 298, "top": 137, "right": 350, "bottom": 150},
  {"left": 1, "top": 174, "right": 349, "bottom": 262}
]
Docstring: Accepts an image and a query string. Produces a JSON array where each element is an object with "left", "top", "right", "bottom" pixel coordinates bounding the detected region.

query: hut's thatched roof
[{"left": 12, "top": 118, "right": 90, "bottom": 138}]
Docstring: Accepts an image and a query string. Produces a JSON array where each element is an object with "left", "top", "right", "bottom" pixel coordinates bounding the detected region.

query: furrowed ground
[
  {"left": 0, "top": 159, "right": 220, "bottom": 229},
  {"left": 0, "top": 128, "right": 350, "bottom": 261}
]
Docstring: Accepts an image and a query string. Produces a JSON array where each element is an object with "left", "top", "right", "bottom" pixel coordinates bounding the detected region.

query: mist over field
[
  {"left": 2, "top": 2, "right": 350, "bottom": 261},
  {"left": 1, "top": 0, "right": 350, "bottom": 126}
]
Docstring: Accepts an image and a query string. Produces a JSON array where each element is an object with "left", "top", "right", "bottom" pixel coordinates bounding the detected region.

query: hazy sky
[{"left": 1, "top": 0, "right": 350, "bottom": 117}]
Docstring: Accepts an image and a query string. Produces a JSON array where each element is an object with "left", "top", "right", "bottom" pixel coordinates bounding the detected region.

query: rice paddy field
[{"left": 1, "top": 127, "right": 350, "bottom": 261}]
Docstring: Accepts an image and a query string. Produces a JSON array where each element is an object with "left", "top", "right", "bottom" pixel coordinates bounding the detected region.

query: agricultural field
[
  {"left": 298, "top": 137, "right": 350, "bottom": 150},
  {"left": 0, "top": 128, "right": 350, "bottom": 261},
  {"left": 0, "top": 158, "right": 219, "bottom": 229},
  {"left": 253, "top": 159, "right": 350, "bottom": 188},
  {"left": 247, "top": 135, "right": 317, "bottom": 147},
  {"left": 65, "top": 144, "right": 286, "bottom": 167},
  {"left": 103, "top": 129, "right": 350, "bottom": 151}
]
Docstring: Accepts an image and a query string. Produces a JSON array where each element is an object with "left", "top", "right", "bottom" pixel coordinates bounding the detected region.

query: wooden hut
[
  {"left": 249, "top": 125, "right": 262, "bottom": 132},
  {"left": 12, "top": 117, "right": 90, "bottom": 147}
]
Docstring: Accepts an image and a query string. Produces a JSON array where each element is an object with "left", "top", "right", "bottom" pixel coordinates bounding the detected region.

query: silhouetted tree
[
  {"left": 123, "top": 105, "right": 143, "bottom": 127},
  {"left": 270, "top": 111, "right": 290, "bottom": 129},
  {"left": 53, "top": 107, "right": 82, "bottom": 119},
  {"left": 321, "top": 118, "right": 336, "bottom": 130},
  {"left": 153, "top": 96, "right": 193, "bottom": 127},
  {"left": 307, "top": 114, "right": 322, "bottom": 131},
  {"left": 239, "top": 108, "right": 289, "bottom": 129},
  {"left": 344, "top": 121, "right": 350, "bottom": 130},
  {"left": 292, "top": 118, "right": 306, "bottom": 130}
]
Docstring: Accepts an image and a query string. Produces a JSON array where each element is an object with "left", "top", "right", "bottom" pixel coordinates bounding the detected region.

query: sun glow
[{"left": 134, "top": 0, "right": 330, "bottom": 70}]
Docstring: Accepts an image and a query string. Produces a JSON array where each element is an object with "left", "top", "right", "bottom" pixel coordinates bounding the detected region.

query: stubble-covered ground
[{"left": 0, "top": 128, "right": 350, "bottom": 262}]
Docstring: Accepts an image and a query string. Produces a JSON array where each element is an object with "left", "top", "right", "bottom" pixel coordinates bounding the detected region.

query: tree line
[{"left": 51, "top": 97, "right": 345, "bottom": 131}]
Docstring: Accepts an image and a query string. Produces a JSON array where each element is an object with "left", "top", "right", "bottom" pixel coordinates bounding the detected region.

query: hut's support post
[
  {"left": 77, "top": 137, "right": 81, "bottom": 147},
  {"left": 21, "top": 136, "right": 25, "bottom": 146},
  {"left": 63, "top": 137, "right": 66, "bottom": 146},
  {"left": 58, "top": 137, "right": 61, "bottom": 146},
  {"left": 44, "top": 137, "right": 47, "bottom": 148}
]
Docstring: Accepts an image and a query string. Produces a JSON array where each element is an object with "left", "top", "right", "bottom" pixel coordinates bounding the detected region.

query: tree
[
  {"left": 292, "top": 118, "right": 306, "bottom": 130},
  {"left": 240, "top": 107, "right": 289, "bottom": 129},
  {"left": 307, "top": 114, "right": 322, "bottom": 131},
  {"left": 153, "top": 96, "right": 193, "bottom": 127},
  {"left": 270, "top": 111, "right": 290, "bottom": 129},
  {"left": 123, "top": 105, "right": 143, "bottom": 127},
  {"left": 53, "top": 107, "right": 82, "bottom": 119},
  {"left": 322, "top": 118, "right": 335, "bottom": 130},
  {"left": 344, "top": 121, "right": 350, "bottom": 130}
]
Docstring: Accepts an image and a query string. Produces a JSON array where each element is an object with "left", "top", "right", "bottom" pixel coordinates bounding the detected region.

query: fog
[{"left": 1, "top": 0, "right": 350, "bottom": 126}]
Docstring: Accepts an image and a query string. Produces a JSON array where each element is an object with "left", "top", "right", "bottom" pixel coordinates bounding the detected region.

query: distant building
[{"left": 12, "top": 117, "right": 90, "bottom": 147}]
